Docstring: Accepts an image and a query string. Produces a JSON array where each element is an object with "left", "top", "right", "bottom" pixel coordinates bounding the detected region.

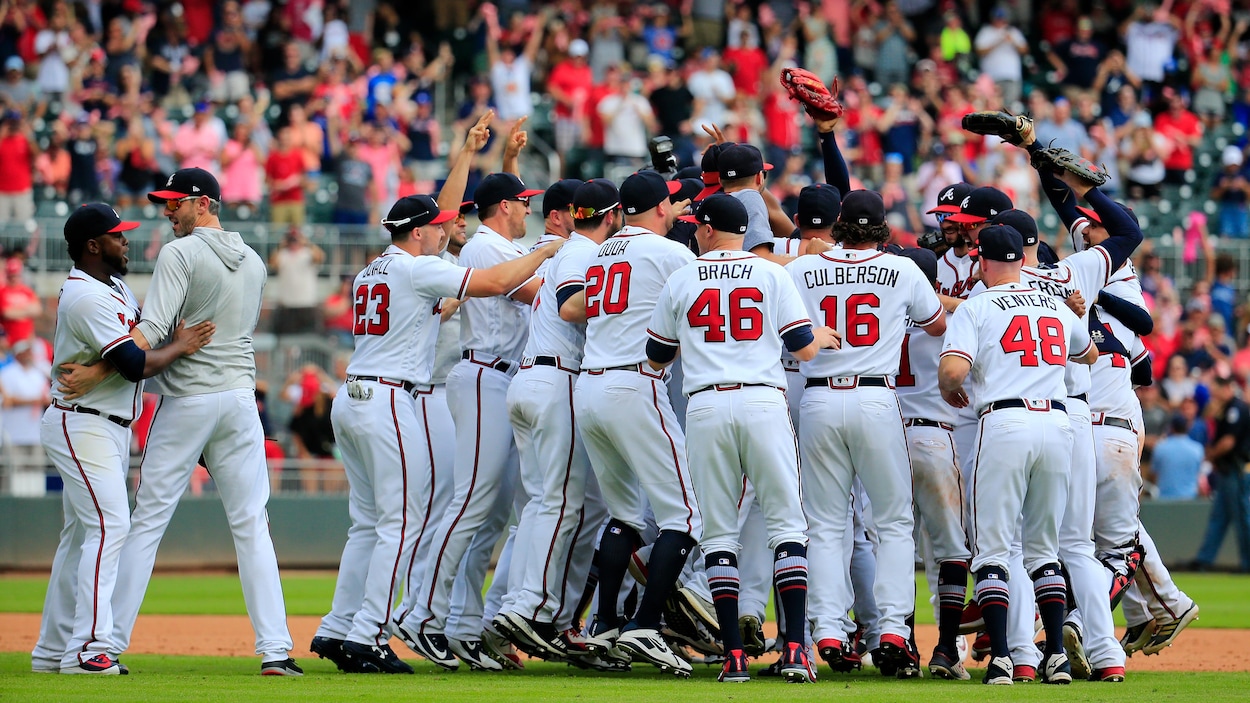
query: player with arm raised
[
  {"left": 571, "top": 170, "right": 702, "bottom": 677},
  {"left": 939, "top": 224, "right": 1099, "bottom": 686},
  {"left": 786, "top": 190, "right": 946, "bottom": 677},
  {"left": 31, "top": 205, "right": 213, "bottom": 676},
  {"left": 646, "top": 194, "right": 840, "bottom": 683}
]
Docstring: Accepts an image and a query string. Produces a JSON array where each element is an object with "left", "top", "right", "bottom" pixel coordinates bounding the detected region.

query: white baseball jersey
[
  {"left": 648, "top": 250, "right": 812, "bottom": 394},
  {"left": 938, "top": 249, "right": 977, "bottom": 299},
  {"left": 941, "top": 282, "right": 1093, "bottom": 413},
  {"left": 772, "top": 237, "right": 803, "bottom": 257},
  {"left": 458, "top": 225, "right": 536, "bottom": 361},
  {"left": 531, "top": 232, "right": 564, "bottom": 278},
  {"left": 1089, "top": 264, "right": 1147, "bottom": 420},
  {"left": 787, "top": 249, "right": 943, "bottom": 378},
  {"left": 345, "top": 246, "right": 473, "bottom": 385},
  {"left": 896, "top": 327, "right": 955, "bottom": 424},
  {"left": 522, "top": 232, "right": 597, "bottom": 361},
  {"left": 51, "top": 268, "right": 143, "bottom": 419},
  {"left": 580, "top": 226, "right": 696, "bottom": 369}
]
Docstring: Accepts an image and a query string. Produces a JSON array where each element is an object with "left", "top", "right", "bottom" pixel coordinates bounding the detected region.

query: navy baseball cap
[
  {"left": 990, "top": 209, "right": 1039, "bottom": 247},
  {"left": 675, "top": 166, "right": 703, "bottom": 180},
  {"left": 946, "top": 186, "right": 1012, "bottom": 225},
  {"left": 797, "top": 183, "right": 841, "bottom": 228},
  {"left": 839, "top": 190, "right": 886, "bottom": 227},
  {"left": 473, "top": 172, "right": 543, "bottom": 209},
  {"left": 543, "top": 178, "right": 585, "bottom": 216},
  {"left": 672, "top": 177, "right": 704, "bottom": 205},
  {"left": 65, "top": 203, "right": 140, "bottom": 243},
  {"left": 697, "top": 144, "right": 727, "bottom": 200},
  {"left": 459, "top": 200, "right": 477, "bottom": 215},
  {"left": 927, "top": 182, "right": 974, "bottom": 215},
  {"left": 678, "top": 192, "right": 749, "bottom": 235},
  {"left": 382, "top": 194, "right": 456, "bottom": 233},
  {"left": 898, "top": 247, "right": 939, "bottom": 285},
  {"left": 571, "top": 179, "right": 620, "bottom": 218},
  {"left": 148, "top": 167, "right": 221, "bottom": 203},
  {"left": 1076, "top": 202, "right": 1140, "bottom": 227},
  {"left": 620, "top": 170, "right": 682, "bottom": 215},
  {"left": 717, "top": 144, "right": 773, "bottom": 181},
  {"left": 977, "top": 224, "right": 1024, "bottom": 262}
]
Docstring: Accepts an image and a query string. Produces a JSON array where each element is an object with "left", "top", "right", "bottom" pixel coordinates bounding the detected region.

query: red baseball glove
[{"left": 780, "top": 68, "right": 843, "bottom": 121}]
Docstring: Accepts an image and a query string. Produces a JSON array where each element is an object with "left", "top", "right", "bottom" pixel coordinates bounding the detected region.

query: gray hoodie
[{"left": 135, "top": 227, "right": 267, "bottom": 397}]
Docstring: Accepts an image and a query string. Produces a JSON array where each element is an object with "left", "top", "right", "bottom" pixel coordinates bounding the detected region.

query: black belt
[
  {"left": 462, "top": 350, "right": 513, "bottom": 374},
  {"left": 53, "top": 400, "right": 132, "bottom": 428},
  {"left": 690, "top": 383, "right": 780, "bottom": 396},
  {"left": 805, "top": 376, "right": 891, "bottom": 389},
  {"left": 1069, "top": 393, "right": 1088, "bottom": 404},
  {"left": 581, "top": 362, "right": 665, "bottom": 379},
  {"left": 980, "top": 399, "right": 1067, "bottom": 416},
  {"left": 905, "top": 418, "right": 954, "bottom": 431},
  {"left": 522, "top": 355, "right": 580, "bottom": 373},
  {"left": 348, "top": 375, "right": 417, "bottom": 393},
  {"left": 1092, "top": 415, "right": 1134, "bottom": 431}
]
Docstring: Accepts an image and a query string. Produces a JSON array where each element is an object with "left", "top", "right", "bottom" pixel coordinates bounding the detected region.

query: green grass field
[{"left": 2, "top": 571, "right": 1247, "bottom": 701}]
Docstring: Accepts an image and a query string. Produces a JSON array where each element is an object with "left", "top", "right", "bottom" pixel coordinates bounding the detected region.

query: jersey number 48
[{"left": 1000, "top": 315, "right": 1067, "bottom": 366}]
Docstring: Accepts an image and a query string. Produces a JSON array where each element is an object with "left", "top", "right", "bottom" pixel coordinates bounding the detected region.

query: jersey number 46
[{"left": 687, "top": 287, "right": 763, "bottom": 342}]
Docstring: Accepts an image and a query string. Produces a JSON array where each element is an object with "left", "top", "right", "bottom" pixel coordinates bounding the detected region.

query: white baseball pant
[
  {"left": 1122, "top": 523, "right": 1194, "bottom": 626},
  {"left": 1092, "top": 420, "right": 1142, "bottom": 573},
  {"left": 111, "top": 390, "right": 293, "bottom": 660},
  {"left": 906, "top": 424, "right": 970, "bottom": 565},
  {"left": 849, "top": 484, "right": 881, "bottom": 648},
  {"left": 31, "top": 491, "right": 80, "bottom": 672},
  {"left": 800, "top": 384, "right": 914, "bottom": 643},
  {"left": 736, "top": 495, "right": 772, "bottom": 623},
  {"left": 38, "top": 409, "right": 131, "bottom": 669},
  {"left": 405, "top": 360, "right": 519, "bottom": 636}
]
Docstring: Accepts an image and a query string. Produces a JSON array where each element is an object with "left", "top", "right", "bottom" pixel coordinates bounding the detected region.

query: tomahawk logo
[
  {"left": 167, "top": 174, "right": 175, "bottom": 187},
  {"left": 961, "top": 195, "right": 971, "bottom": 209},
  {"left": 942, "top": 188, "right": 955, "bottom": 201}
]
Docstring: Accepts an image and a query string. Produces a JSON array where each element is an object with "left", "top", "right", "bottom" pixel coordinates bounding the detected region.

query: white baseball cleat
[
  {"left": 982, "top": 655, "right": 1013, "bottom": 685},
  {"left": 616, "top": 627, "right": 693, "bottom": 677},
  {"left": 449, "top": 639, "right": 504, "bottom": 671},
  {"left": 61, "top": 654, "right": 120, "bottom": 675},
  {"left": 1062, "top": 623, "right": 1090, "bottom": 679},
  {"left": 1142, "top": 604, "right": 1199, "bottom": 656}
]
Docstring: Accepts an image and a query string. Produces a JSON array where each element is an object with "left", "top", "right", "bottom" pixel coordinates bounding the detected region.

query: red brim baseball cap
[
  {"left": 1076, "top": 206, "right": 1101, "bottom": 224},
  {"left": 944, "top": 213, "right": 986, "bottom": 224},
  {"left": 926, "top": 204, "right": 962, "bottom": 215}
]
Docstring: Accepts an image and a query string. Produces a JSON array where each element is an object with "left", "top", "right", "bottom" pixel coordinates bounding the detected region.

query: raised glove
[
  {"left": 961, "top": 111, "right": 1035, "bottom": 146},
  {"left": 780, "top": 68, "right": 844, "bottom": 121},
  {"left": 1029, "top": 145, "right": 1110, "bottom": 187}
]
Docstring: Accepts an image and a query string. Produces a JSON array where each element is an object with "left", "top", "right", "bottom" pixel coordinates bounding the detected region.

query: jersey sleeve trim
[
  {"left": 1131, "top": 346, "right": 1150, "bottom": 364},
  {"left": 1070, "top": 339, "right": 1095, "bottom": 359},
  {"left": 507, "top": 274, "right": 537, "bottom": 299},
  {"left": 778, "top": 318, "right": 812, "bottom": 335},
  {"left": 101, "top": 334, "right": 132, "bottom": 356},
  {"left": 646, "top": 328, "right": 679, "bottom": 346},
  {"left": 916, "top": 306, "right": 944, "bottom": 328},
  {"left": 1092, "top": 245, "right": 1113, "bottom": 286},
  {"left": 457, "top": 268, "right": 473, "bottom": 299},
  {"left": 939, "top": 349, "right": 973, "bottom": 363}
]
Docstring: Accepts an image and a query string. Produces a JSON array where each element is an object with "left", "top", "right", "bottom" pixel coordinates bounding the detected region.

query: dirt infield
[{"left": 2, "top": 613, "right": 1246, "bottom": 672}]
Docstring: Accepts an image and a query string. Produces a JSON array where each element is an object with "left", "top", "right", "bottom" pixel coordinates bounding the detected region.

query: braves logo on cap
[
  {"left": 961, "top": 195, "right": 971, "bottom": 209},
  {"left": 166, "top": 174, "right": 175, "bottom": 187},
  {"left": 942, "top": 187, "right": 955, "bottom": 201}
]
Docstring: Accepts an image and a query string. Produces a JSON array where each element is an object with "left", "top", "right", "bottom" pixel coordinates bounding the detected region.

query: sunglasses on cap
[
  {"left": 504, "top": 195, "right": 531, "bottom": 207},
  {"left": 164, "top": 195, "right": 200, "bottom": 213}
]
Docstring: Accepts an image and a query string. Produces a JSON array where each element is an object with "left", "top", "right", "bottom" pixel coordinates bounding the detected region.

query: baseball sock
[
  {"left": 595, "top": 519, "right": 641, "bottom": 629},
  {"left": 573, "top": 550, "right": 600, "bottom": 626},
  {"left": 1031, "top": 563, "right": 1067, "bottom": 655},
  {"left": 632, "top": 530, "right": 697, "bottom": 630},
  {"left": 974, "top": 565, "right": 1010, "bottom": 659},
  {"left": 706, "top": 551, "right": 743, "bottom": 651},
  {"left": 773, "top": 542, "right": 808, "bottom": 646},
  {"left": 937, "top": 560, "right": 968, "bottom": 653}
]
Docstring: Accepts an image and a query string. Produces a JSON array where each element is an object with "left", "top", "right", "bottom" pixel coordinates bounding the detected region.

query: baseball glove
[
  {"left": 1029, "top": 145, "right": 1110, "bottom": 187},
  {"left": 780, "top": 68, "right": 843, "bottom": 121},
  {"left": 961, "top": 111, "right": 1035, "bottom": 146}
]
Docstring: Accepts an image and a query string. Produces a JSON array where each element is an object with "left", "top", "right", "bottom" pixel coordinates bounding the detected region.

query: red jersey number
[
  {"left": 353, "top": 284, "right": 391, "bottom": 335},
  {"left": 1000, "top": 315, "right": 1066, "bottom": 366},
  {"left": 585, "top": 262, "right": 632, "bottom": 318},
  {"left": 819, "top": 293, "right": 881, "bottom": 347},
  {"left": 896, "top": 333, "right": 916, "bottom": 387},
  {"left": 687, "top": 287, "right": 764, "bottom": 342}
]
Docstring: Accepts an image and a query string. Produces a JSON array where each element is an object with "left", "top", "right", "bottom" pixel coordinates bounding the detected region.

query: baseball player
[
  {"left": 646, "top": 194, "right": 840, "bottom": 683},
  {"left": 494, "top": 180, "right": 618, "bottom": 660},
  {"left": 892, "top": 246, "right": 974, "bottom": 681},
  {"left": 31, "top": 204, "right": 213, "bottom": 675},
  {"left": 569, "top": 170, "right": 701, "bottom": 677},
  {"left": 312, "top": 192, "right": 563, "bottom": 674},
  {"left": 926, "top": 183, "right": 977, "bottom": 299},
  {"left": 74, "top": 169, "right": 299, "bottom": 675},
  {"left": 939, "top": 223, "right": 1098, "bottom": 685},
  {"left": 786, "top": 190, "right": 946, "bottom": 677},
  {"left": 396, "top": 171, "right": 544, "bottom": 671}
]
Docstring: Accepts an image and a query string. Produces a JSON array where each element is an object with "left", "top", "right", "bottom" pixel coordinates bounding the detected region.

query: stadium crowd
[{"left": 0, "top": 0, "right": 1246, "bottom": 521}]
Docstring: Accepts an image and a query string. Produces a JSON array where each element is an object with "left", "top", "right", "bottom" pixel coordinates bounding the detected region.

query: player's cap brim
[
  {"left": 429, "top": 210, "right": 458, "bottom": 225},
  {"left": 1075, "top": 206, "right": 1102, "bottom": 224},
  {"left": 459, "top": 200, "right": 476, "bottom": 214},
  {"left": 665, "top": 181, "right": 682, "bottom": 195},
  {"left": 110, "top": 220, "right": 141, "bottom": 232},
  {"left": 677, "top": 215, "right": 699, "bottom": 223},
  {"left": 146, "top": 189, "right": 190, "bottom": 203},
  {"left": 763, "top": 162, "right": 774, "bottom": 171},
  {"left": 945, "top": 213, "right": 986, "bottom": 224},
  {"left": 517, "top": 188, "right": 544, "bottom": 198},
  {"left": 926, "top": 204, "right": 961, "bottom": 215},
  {"left": 694, "top": 185, "right": 720, "bottom": 201}
]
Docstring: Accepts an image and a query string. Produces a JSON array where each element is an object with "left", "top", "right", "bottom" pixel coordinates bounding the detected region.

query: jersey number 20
[
  {"left": 585, "top": 262, "right": 631, "bottom": 318},
  {"left": 1000, "top": 315, "right": 1066, "bottom": 366},
  {"left": 687, "top": 287, "right": 763, "bottom": 342},
  {"left": 353, "top": 284, "right": 390, "bottom": 335}
]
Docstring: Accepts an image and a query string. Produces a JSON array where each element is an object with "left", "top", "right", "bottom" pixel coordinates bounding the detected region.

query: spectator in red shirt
[
  {"left": 723, "top": 29, "right": 769, "bottom": 99},
  {"left": 0, "top": 111, "right": 35, "bottom": 222},
  {"left": 0, "top": 256, "right": 40, "bottom": 343},
  {"left": 547, "top": 38, "right": 594, "bottom": 164},
  {"left": 1155, "top": 90, "right": 1204, "bottom": 184},
  {"left": 265, "top": 126, "right": 308, "bottom": 225},
  {"left": 762, "top": 86, "right": 801, "bottom": 174},
  {"left": 321, "top": 275, "right": 356, "bottom": 348}
]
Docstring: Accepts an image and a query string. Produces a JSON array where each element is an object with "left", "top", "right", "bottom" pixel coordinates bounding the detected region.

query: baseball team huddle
[{"left": 31, "top": 76, "right": 1200, "bottom": 687}]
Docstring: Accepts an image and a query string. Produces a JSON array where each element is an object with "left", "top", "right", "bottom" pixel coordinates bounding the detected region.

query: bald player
[
  {"left": 787, "top": 190, "right": 946, "bottom": 677},
  {"left": 313, "top": 195, "right": 562, "bottom": 674},
  {"left": 33, "top": 205, "right": 213, "bottom": 675},
  {"left": 939, "top": 224, "right": 1098, "bottom": 685}
]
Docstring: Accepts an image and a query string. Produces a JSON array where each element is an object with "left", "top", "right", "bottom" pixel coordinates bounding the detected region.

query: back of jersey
[
  {"left": 581, "top": 227, "right": 696, "bottom": 369},
  {"left": 896, "top": 327, "right": 954, "bottom": 424},
  {"left": 788, "top": 249, "right": 942, "bottom": 378},
  {"left": 649, "top": 251, "right": 810, "bottom": 395},
  {"left": 523, "top": 234, "right": 597, "bottom": 360},
  {"left": 941, "top": 282, "right": 1092, "bottom": 413}
]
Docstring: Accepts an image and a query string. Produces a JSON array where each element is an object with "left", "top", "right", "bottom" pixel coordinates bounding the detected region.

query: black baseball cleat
[
  {"left": 877, "top": 633, "right": 920, "bottom": 679},
  {"left": 928, "top": 645, "right": 970, "bottom": 680},
  {"left": 341, "top": 642, "right": 414, "bottom": 674},
  {"left": 1039, "top": 652, "right": 1072, "bottom": 684},
  {"left": 260, "top": 658, "right": 304, "bottom": 676},
  {"left": 311, "top": 636, "right": 352, "bottom": 671}
]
